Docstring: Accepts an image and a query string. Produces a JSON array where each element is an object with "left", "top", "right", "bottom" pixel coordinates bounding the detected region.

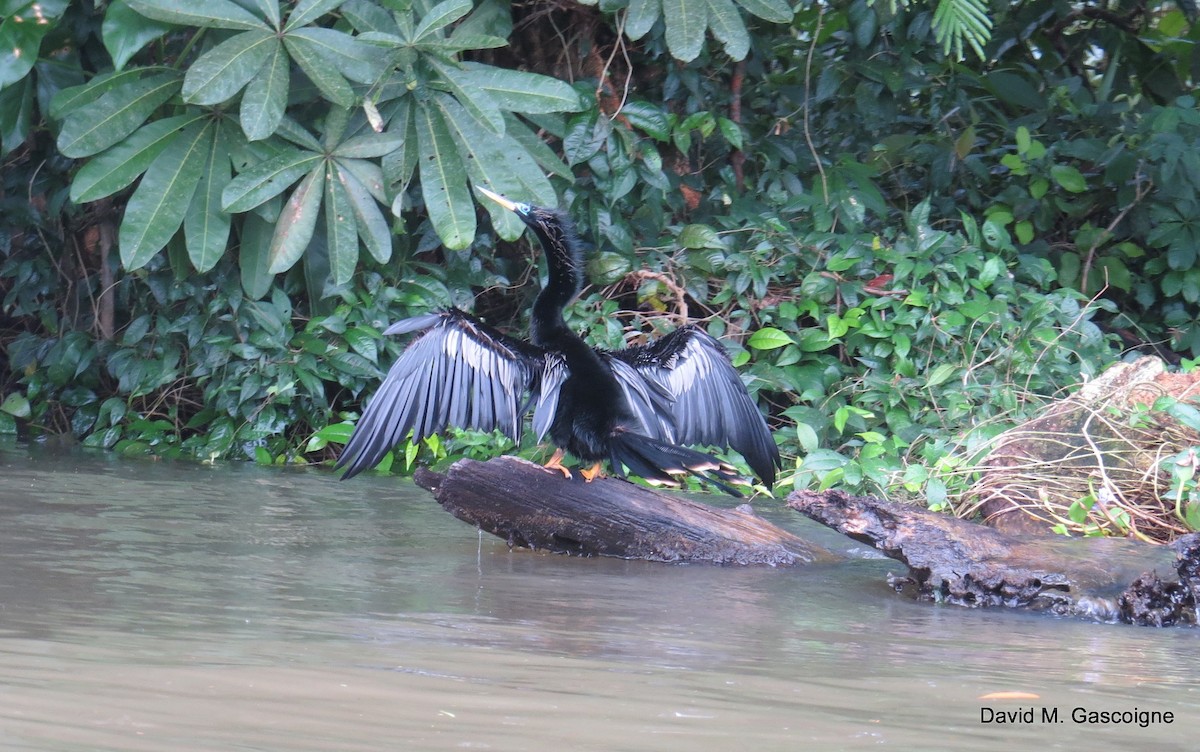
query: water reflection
[{"left": 0, "top": 439, "right": 1196, "bottom": 750}]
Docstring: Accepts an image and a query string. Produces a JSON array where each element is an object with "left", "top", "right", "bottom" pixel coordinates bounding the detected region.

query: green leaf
[
  {"left": 415, "top": 101, "right": 474, "bottom": 250},
  {"left": 679, "top": 223, "right": 723, "bottom": 249},
  {"left": 119, "top": 121, "right": 211, "bottom": 270},
  {"left": 252, "top": 0, "right": 281, "bottom": 29},
  {"left": 733, "top": 0, "right": 792, "bottom": 23},
  {"left": 240, "top": 37, "right": 288, "bottom": 140},
  {"left": 324, "top": 163, "right": 358, "bottom": 285},
  {"left": 337, "top": 163, "right": 392, "bottom": 263},
  {"left": 663, "top": 0, "right": 706, "bottom": 62},
  {"left": 182, "top": 29, "right": 274, "bottom": 105},
  {"left": 239, "top": 212, "right": 275, "bottom": 298},
  {"left": 284, "top": 0, "right": 347, "bottom": 31},
  {"left": 1050, "top": 164, "right": 1088, "bottom": 193},
  {"left": 222, "top": 148, "right": 323, "bottom": 212},
  {"left": 333, "top": 129, "right": 405, "bottom": 159},
  {"left": 413, "top": 0, "right": 473, "bottom": 41},
  {"left": 0, "top": 76, "right": 32, "bottom": 157},
  {"left": 337, "top": 157, "right": 387, "bottom": 205},
  {"left": 717, "top": 116, "right": 743, "bottom": 149},
  {"left": 285, "top": 27, "right": 382, "bottom": 84},
  {"left": 748, "top": 327, "right": 795, "bottom": 350},
  {"left": 50, "top": 67, "right": 148, "bottom": 120},
  {"left": 283, "top": 34, "right": 354, "bottom": 106},
  {"left": 70, "top": 113, "right": 203, "bottom": 203},
  {"left": 459, "top": 64, "right": 584, "bottom": 114},
  {"left": 268, "top": 167, "right": 323, "bottom": 273},
  {"left": 0, "top": 392, "right": 30, "bottom": 419},
  {"left": 184, "top": 123, "right": 232, "bottom": 272},
  {"left": 313, "top": 421, "right": 355, "bottom": 444},
  {"left": 432, "top": 95, "right": 526, "bottom": 239},
  {"left": 705, "top": 0, "right": 750, "bottom": 60},
  {"left": 57, "top": 72, "right": 180, "bottom": 158},
  {"left": 126, "top": 0, "right": 269, "bottom": 30},
  {"left": 430, "top": 59, "right": 504, "bottom": 135},
  {"left": 625, "top": 0, "right": 661, "bottom": 39},
  {"left": 925, "top": 363, "right": 957, "bottom": 388},
  {"left": 504, "top": 113, "right": 574, "bottom": 181},
  {"left": 0, "top": 5, "right": 56, "bottom": 90},
  {"left": 620, "top": 101, "right": 670, "bottom": 141},
  {"left": 102, "top": 0, "right": 173, "bottom": 71}
]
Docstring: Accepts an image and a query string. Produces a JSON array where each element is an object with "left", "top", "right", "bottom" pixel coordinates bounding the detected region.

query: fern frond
[{"left": 932, "top": 0, "right": 993, "bottom": 60}]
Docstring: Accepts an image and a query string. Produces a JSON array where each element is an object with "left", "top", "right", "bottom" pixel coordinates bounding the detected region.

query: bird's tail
[{"left": 608, "top": 430, "right": 749, "bottom": 498}]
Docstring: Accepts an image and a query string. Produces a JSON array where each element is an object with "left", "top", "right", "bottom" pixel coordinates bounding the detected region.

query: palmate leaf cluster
[{"left": 46, "top": 0, "right": 582, "bottom": 289}]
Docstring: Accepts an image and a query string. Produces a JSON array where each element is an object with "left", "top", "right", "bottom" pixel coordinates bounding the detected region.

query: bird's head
[{"left": 477, "top": 186, "right": 562, "bottom": 230}]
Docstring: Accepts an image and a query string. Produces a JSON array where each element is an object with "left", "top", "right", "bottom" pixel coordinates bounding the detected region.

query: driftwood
[
  {"left": 413, "top": 456, "right": 836, "bottom": 565},
  {"left": 789, "top": 488, "right": 1200, "bottom": 626}
]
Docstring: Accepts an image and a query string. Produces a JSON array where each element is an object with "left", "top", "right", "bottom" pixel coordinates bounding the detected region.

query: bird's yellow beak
[{"left": 476, "top": 186, "right": 520, "bottom": 212}]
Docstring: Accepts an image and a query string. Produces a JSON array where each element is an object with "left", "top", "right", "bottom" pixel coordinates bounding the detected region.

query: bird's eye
[{"left": 514, "top": 202, "right": 531, "bottom": 214}]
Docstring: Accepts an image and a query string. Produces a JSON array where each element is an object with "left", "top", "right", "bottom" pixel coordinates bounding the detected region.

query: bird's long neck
[{"left": 529, "top": 213, "right": 585, "bottom": 349}]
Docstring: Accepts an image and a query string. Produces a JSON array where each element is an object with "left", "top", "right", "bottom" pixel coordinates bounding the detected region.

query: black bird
[{"left": 336, "top": 187, "right": 780, "bottom": 495}]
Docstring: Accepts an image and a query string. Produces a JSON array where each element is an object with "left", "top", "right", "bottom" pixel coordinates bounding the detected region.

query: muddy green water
[{"left": 0, "top": 439, "right": 1196, "bottom": 751}]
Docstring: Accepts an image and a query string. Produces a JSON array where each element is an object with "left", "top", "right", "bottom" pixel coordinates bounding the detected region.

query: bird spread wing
[
  {"left": 610, "top": 325, "right": 780, "bottom": 486},
  {"left": 336, "top": 309, "right": 545, "bottom": 479}
]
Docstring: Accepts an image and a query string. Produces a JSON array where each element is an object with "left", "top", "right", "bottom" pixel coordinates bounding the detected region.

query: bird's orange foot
[
  {"left": 543, "top": 448, "right": 572, "bottom": 479},
  {"left": 579, "top": 463, "right": 604, "bottom": 482}
]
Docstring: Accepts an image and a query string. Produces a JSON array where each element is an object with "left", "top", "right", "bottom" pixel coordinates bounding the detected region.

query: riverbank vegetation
[{"left": 1, "top": 0, "right": 1196, "bottom": 508}]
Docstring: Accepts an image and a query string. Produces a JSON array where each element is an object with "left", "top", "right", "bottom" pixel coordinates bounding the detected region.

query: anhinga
[{"left": 336, "top": 188, "right": 780, "bottom": 495}]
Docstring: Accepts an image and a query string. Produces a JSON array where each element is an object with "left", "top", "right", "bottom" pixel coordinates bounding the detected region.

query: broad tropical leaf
[
  {"left": 284, "top": 0, "right": 348, "bottom": 31},
  {"left": 240, "top": 38, "right": 289, "bottom": 141},
  {"left": 222, "top": 148, "right": 323, "bottom": 212},
  {"left": 49, "top": 67, "right": 150, "bottom": 119},
  {"left": 126, "top": 0, "right": 269, "bottom": 31},
  {"left": 412, "top": 0, "right": 473, "bottom": 41},
  {"left": 428, "top": 59, "right": 504, "bottom": 135},
  {"left": 0, "top": 2, "right": 66, "bottom": 89},
  {"left": 333, "top": 129, "right": 406, "bottom": 159},
  {"left": 184, "top": 123, "right": 232, "bottom": 272},
  {"left": 57, "top": 72, "right": 180, "bottom": 158},
  {"left": 415, "top": 101, "right": 474, "bottom": 250},
  {"left": 460, "top": 64, "right": 583, "bottom": 115},
  {"left": 181, "top": 29, "right": 275, "bottom": 105},
  {"left": 102, "top": 0, "right": 173, "bottom": 71},
  {"left": 705, "top": 0, "right": 751, "bottom": 61},
  {"left": 662, "top": 0, "right": 706, "bottom": 62},
  {"left": 504, "top": 114, "right": 574, "bottom": 180},
  {"left": 286, "top": 27, "right": 382, "bottom": 84},
  {"left": 283, "top": 33, "right": 354, "bottom": 106},
  {"left": 268, "top": 167, "right": 323, "bottom": 273},
  {"left": 239, "top": 213, "right": 275, "bottom": 299},
  {"left": 337, "top": 164, "right": 392, "bottom": 263},
  {"left": 70, "top": 113, "right": 203, "bottom": 202},
  {"left": 324, "top": 163, "right": 359, "bottom": 285},
  {"left": 625, "top": 0, "right": 660, "bottom": 39},
  {"left": 119, "top": 121, "right": 212, "bottom": 269},
  {"left": 733, "top": 0, "right": 792, "bottom": 23}
]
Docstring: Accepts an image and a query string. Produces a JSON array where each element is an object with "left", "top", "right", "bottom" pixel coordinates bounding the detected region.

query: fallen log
[
  {"left": 788, "top": 488, "right": 1200, "bottom": 626},
  {"left": 413, "top": 455, "right": 836, "bottom": 566}
]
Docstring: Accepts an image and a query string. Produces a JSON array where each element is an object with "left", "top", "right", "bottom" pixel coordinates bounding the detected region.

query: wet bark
[
  {"left": 788, "top": 488, "right": 1200, "bottom": 626},
  {"left": 413, "top": 456, "right": 836, "bottom": 566}
]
